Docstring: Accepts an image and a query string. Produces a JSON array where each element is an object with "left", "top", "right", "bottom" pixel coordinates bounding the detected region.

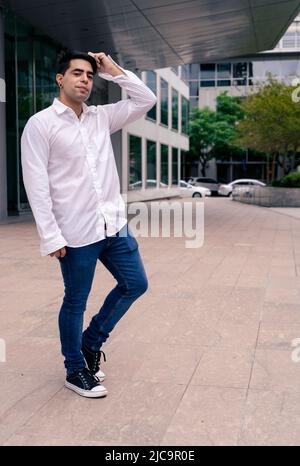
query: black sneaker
[
  {"left": 82, "top": 343, "right": 106, "bottom": 381},
  {"left": 65, "top": 368, "right": 107, "bottom": 398}
]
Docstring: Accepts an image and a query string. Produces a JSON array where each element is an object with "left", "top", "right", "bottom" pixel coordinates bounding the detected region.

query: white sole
[
  {"left": 96, "top": 371, "right": 106, "bottom": 382},
  {"left": 65, "top": 381, "right": 108, "bottom": 398}
]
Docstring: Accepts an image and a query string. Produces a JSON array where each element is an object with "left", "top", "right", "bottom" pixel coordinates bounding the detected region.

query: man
[{"left": 21, "top": 49, "right": 157, "bottom": 398}]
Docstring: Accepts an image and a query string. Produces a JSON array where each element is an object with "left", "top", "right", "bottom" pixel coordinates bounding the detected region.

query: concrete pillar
[{"left": 0, "top": 1, "right": 7, "bottom": 221}]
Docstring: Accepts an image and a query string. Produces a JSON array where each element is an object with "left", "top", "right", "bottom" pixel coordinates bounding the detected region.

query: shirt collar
[{"left": 52, "top": 97, "right": 97, "bottom": 115}]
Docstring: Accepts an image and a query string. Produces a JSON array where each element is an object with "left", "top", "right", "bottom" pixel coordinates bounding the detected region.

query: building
[
  {"left": 1, "top": 0, "right": 299, "bottom": 221},
  {"left": 184, "top": 15, "right": 300, "bottom": 182},
  {"left": 0, "top": 5, "right": 189, "bottom": 221},
  {"left": 123, "top": 67, "right": 189, "bottom": 202}
]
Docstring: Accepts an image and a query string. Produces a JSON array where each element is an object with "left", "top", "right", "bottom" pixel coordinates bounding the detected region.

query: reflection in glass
[
  {"left": 217, "top": 63, "right": 231, "bottom": 78},
  {"left": 200, "top": 63, "right": 215, "bottom": 79},
  {"left": 146, "top": 140, "right": 156, "bottom": 187},
  {"left": 172, "top": 148, "right": 179, "bottom": 185},
  {"left": 217, "top": 80, "right": 231, "bottom": 86},
  {"left": 160, "top": 144, "right": 168, "bottom": 185},
  {"left": 172, "top": 88, "right": 178, "bottom": 130},
  {"left": 181, "top": 96, "right": 189, "bottom": 135},
  {"left": 128, "top": 135, "right": 142, "bottom": 190},
  {"left": 35, "top": 41, "right": 58, "bottom": 112},
  {"left": 160, "top": 77, "right": 168, "bottom": 126},
  {"left": 146, "top": 71, "right": 157, "bottom": 121},
  {"left": 200, "top": 80, "right": 215, "bottom": 87}
]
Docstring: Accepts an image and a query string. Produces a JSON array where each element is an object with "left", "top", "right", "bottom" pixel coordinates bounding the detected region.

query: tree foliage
[
  {"left": 187, "top": 92, "right": 245, "bottom": 176},
  {"left": 235, "top": 77, "right": 300, "bottom": 180}
]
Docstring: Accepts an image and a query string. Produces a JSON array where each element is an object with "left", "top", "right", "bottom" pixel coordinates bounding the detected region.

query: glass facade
[
  {"left": 185, "top": 57, "right": 300, "bottom": 91},
  {"left": 146, "top": 140, "right": 156, "bottom": 187},
  {"left": 4, "top": 8, "right": 109, "bottom": 215},
  {"left": 145, "top": 70, "right": 157, "bottom": 121},
  {"left": 128, "top": 135, "right": 142, "bottom": 190},
  {"left": 160, "top": 77, "right": 168, "bottom": 126},
  {"left": 171, "top": 88, "right": 178, "bottom": 130},
  {"left": 160, "top": 144, "right": 168, "bottom": 185},
  {"left": 172, "top": 147, "right": 179, "bottom": 185},
  {"left": 181, "top": 96, "right": 189, "bottom": 135}
]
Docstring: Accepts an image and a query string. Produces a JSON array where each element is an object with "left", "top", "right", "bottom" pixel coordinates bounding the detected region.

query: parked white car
[
  {"left": 187, "top": 177, "right": 220, "bottom": 195},
  {"left": 218, "top": 178, "right": 266, "bottom": 197},
  {"left": 129, "top": 179, "right": 168, "bottom": 190},
  {"left": 179, "top": 180, "right": 211, "bottom": 198}
]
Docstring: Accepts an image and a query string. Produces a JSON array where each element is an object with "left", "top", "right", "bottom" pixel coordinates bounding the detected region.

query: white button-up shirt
[{"left": 21, "top": 57, "right": 157, "bottom": 256}]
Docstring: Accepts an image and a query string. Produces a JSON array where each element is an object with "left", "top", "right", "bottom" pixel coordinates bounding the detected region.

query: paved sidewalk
[{"left": 1, "top": 197, "right": 300, "bottom": 446}]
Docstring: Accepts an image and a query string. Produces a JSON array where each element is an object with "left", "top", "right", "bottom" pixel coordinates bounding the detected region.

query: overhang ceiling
[{"left": 6, "top": 0, "right": 300, "bottom": 71}]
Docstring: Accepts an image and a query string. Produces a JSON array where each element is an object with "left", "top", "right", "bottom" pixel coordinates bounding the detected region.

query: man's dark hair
[{"left": 56, "top": 49, "right": 97, "bottom": 75}]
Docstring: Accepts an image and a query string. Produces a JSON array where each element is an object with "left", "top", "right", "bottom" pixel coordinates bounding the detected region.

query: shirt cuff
[
  {"left": 98, "top": 55, "right": 129, "bottom": 81},
  {"left": 40, "top": 238, "right": 68, "bottom": 257}
]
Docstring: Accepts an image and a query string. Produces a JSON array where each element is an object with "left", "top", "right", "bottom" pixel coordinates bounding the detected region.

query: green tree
[
  {"left": 186, "top": 93, "right": 245, "bottom": 176},
  {"left": 187, "top": 107, "right": 217, "bottom": 176},
  {"left": 235, "top": 78, "right": 300, "bottom": 181},
  {"left": 213, "top": 92, "right": 245, "bottom": 160}
]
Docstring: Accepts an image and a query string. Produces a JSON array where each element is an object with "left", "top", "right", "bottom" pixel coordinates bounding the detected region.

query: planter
[{"left": 232, "top": 186, "right": 300, "bottom": 207}]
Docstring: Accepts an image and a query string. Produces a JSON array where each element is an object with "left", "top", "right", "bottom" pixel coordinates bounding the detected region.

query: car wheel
[
  {"left": 192, "top": 192, "right": 202, "bottom": 198},
  {"left": 227, "top": 192, "right": 232, "bottom": 197}
]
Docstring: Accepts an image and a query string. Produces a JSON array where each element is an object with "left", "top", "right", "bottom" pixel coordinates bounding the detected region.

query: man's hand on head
[
  {"left": 88, "top": 52, "right": 125, "bottom": 77},
  {"left": 49, "top": 247, "right": 67, "bottom": 258}
]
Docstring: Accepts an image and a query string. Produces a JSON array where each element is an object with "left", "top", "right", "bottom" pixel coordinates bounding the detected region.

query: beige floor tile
[
  {"left": 250, "top": 349, "right": 300, "bottom": 392},
  {"left": 239, "top": 390, "right": 300, "bottom": 446},
  {"left": 191, "top": 347, "right": 254, "bottom": 389},
  {"left": 161, "top": 386, "right": 246, "bottom": 446},
  {"left": 87, "top": 381, "right": 185, "bottom": 445}
]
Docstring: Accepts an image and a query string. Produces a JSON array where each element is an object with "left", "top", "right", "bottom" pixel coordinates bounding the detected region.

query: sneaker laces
[
  {"left": 78, "top": 368, "right": 100, "bottom": 389},
  {"left": 92, "top": 350, "right": 106, "bottom": 373}
]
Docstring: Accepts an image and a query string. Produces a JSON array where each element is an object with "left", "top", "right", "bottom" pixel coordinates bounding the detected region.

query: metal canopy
[{"left": 6, "top": 0, "right": 300, "bottom": 70}]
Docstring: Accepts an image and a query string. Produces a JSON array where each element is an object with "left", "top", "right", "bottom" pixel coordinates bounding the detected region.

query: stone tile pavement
[{"left": 1, "top": 197, "right": 300, "bottom": 446}]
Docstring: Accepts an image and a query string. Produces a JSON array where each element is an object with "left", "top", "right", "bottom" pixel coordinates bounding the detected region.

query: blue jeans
[{"left": 57, "top": 223, "right": 148, "bottom": 375}]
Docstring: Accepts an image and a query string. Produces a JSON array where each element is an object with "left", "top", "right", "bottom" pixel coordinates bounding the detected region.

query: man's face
[{"left": 56, "top": 58, "right": 94, "bottom": 102}]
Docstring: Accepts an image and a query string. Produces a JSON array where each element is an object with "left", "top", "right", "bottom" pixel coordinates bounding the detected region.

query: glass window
[
  {"left": 146, "top": 140, "right": 156, "bottom": 187},
  {"left": 200, "top": 80, "right": 215, "bottom": 87},
  {"left": 35, "top": 41, "right": 59, "bottom": 112},
  {"left": 17, "top": 19, "right": 35, "bottom": 211},
  {"left": 146, "top": 71, "right": 157, "bottom": 121},
  {"left": 200, "top": 63, "right": 215, "bottom": 79},
  {"left": 217, "top": 63, "right": 231, "bottom": 79},
  {"left": 180, "top": 65, "right": 189, "bottom": 83},
  {"left": 233, "top": 62, "right": 247, "bottom": 85},
  {"left": 181, "top": 96, "right": 189, "bottom": 135},
  {"left": 189, "top": 81, "right": 199, "bottom": 97},
  {"left": 282, "top": 32, "right": 296, "bottom": 48},
  {"left": 172, "top": 88, "right": 178, "bottom": 130},
  {"left": 189, "top": 64, "right": 200, "bottom": 79},
  {"left": 160, "top": 77, "right": 168, "bottom": 126},
  {"left": 172, "top": 148, "right": 179, "bottom": 185},
  {"left": 160, "top": 144, "right": 168, "bottom": 185},
  {"left": 217, "top": 80, "right": 231, "bottom": 86},
  {"left": 128, "top": 135, "right": 142, "bottom": 190},
  {"left": 249, "top": 61, "right": 253, "bottom": 78},
  {"left": 5, "top": 9, "right": 18, "bottom": 213}
]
